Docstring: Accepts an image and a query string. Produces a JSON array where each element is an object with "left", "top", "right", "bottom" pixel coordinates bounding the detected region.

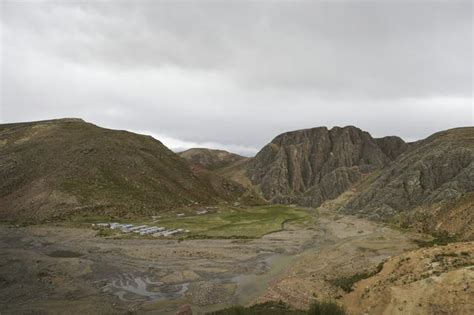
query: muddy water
[
  {"left": 100, "top": 252, "right": 303, "bottom": 314},
  {"left": 189, "top": 253, "right": 301, "bottom": 315},
  {"left": 230, "top": 254, "right": 299, "bottom": 305},
  {"left": 103, "top": 274, "right": 189, "bottom": 302},
  {"left": 100, "top": 224, "right": 330, "bottom": 314}
]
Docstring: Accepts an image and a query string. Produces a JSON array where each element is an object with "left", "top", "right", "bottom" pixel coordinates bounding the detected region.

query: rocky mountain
[
  {"left": 0, "top": 119, "right": 239, "bottom": 221},
  {"left": 2, "top": 118, "right": 471, "bottom": 237},
  {"left": 246, "top": 126, "right": 407, "bottom": 207},
  {"left": 342, "top": 127, "right": 474, "bottom": 239},
  {"left": 179, "top": 148, "right": 245, "bottom": 171},
  {"left": 243, "top": 125, "right": 473, "bottom": 238}
]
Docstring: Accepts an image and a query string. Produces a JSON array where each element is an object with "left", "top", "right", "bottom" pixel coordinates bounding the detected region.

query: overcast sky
[{"left": 1, "top": 0, "right": 472, "bottom": 156}]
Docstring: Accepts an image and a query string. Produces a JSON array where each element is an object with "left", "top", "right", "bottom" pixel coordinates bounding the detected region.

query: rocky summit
[{"left": 246, "top": 126, "right": 407, "bottom": 207}]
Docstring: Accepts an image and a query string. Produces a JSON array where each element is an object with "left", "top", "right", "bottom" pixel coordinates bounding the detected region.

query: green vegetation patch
[
  {"left": 208, "top": 301, "right": 345, "bottom": 315},
  {"left": 330, "top": 262, "right": 384, "bottom": 293},
  {"left": 70, "top": 205, "right": 312, "bottom": 240},
  {"left": 413, "top": 232, "right": 458, "bottom": 248},
  {"left": 160, "top": 205, "right": 312, "bottom": 239},
  {"left": 47, "top": 250, "right": 83, "bottom": 258},
  {"left": 308, "top": 301, "right": 346, "bottom": 315}
]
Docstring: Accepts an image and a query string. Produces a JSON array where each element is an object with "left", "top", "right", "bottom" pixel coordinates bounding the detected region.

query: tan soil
[
  {"left": 0, "top": 210, "right": 455, "bottom": 315},
  {"left": 343, "top": 242, "right": 474, "bottom": 315},
  {"left": 254, "top": 209, "right": 422, "bottom": 309}
]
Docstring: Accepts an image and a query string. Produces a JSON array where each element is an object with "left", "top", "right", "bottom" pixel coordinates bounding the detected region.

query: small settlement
[{"left": 93, "top": 223, "right": 189, "bottom": 237}]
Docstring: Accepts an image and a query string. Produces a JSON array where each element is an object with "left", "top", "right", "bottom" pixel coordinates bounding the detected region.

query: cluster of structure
[{"left": 93, "top": 223, "right": 189, "bottom": 237}]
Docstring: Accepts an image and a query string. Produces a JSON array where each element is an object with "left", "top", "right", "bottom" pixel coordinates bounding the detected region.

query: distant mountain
[
  {"left": 0, "top": 119, "right": 240, "bottom": 221},
  {"left": 246, "top": 126, "right": 407, "bottom": 207},
  {"left": 342, "top": 127, "right": 474, "bottom": 239},
  {"left": 179, "top": 148, "right": 245, "bottom": 171},
  {"left": 179, "top": 148, "right": 265, "bottom": 206}
]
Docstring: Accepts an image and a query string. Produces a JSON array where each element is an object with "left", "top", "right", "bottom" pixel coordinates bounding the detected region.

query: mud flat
[{"left": 0, "top": 210, "right": 427, "bottom": 314}]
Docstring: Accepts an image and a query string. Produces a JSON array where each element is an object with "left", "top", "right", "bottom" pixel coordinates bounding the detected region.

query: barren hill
[{"left": 0, "top": 119, "right": 237, "bottom": 221}]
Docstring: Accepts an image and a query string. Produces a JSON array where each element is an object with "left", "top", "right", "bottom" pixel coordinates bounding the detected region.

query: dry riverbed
[{"left": 0, "top": 210, "right": 428, "bottom": 314}]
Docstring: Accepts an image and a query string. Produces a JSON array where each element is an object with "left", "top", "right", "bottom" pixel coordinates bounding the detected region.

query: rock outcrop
[
  {"left": 342, "top": 127, "right": 474, "bottom": 238},
  {"left": 247, "top": 126, "right": 407, "bottom": 207}
]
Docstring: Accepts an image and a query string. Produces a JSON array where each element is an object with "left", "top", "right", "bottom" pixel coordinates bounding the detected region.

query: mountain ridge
[
  {"left": 0, "top": 119, "right": 241, "bottom": 221},
  {"left": 1, "top": 118, "right": 472, "bottom": 239}
]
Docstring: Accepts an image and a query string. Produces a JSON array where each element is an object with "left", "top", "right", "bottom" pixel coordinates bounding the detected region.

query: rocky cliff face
[
  {"left": 342, "top": 127, "right": 474, "bottom": 238},
  {"left": 247, "top": 126, "right": 407, "bottom": 207}
]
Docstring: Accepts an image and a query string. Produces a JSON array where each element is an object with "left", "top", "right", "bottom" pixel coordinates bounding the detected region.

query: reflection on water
[
  {"left": 103, "top": 273, "right": 189, "bottom": 302},
  {"left": 103, "top": 253, "right": 297, "bottom": 309}
]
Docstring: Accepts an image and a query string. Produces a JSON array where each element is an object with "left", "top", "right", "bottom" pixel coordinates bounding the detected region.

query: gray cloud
[{"left": 1, "top": 0, "right": 472, "bottom": 156}]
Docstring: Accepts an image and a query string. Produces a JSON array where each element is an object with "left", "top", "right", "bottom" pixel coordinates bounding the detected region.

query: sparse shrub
[
  {"left": 208, "top": 300, "right": 345, "bottom": 315},
  {"left": 208, "top": 300, "right": 304, "bottom": 315},
  {"left": 396, "top": 213, "right": 411, "bottom": 229},
  {"left": 330, "top": 261, "right": 384, "bottom": 293},
  {"left": 96, "top": 228, "right": 114, "bottom": 237},
  {"left": 433, "top": 252, "right": 459, "bottom": 262},
  {"left": 330, "top": 272, "right": 370, "bottom": 293},
  {"left": 414, "top": 232, "right": 457, "bottom": 248},
  {"left": 308, "top": 301, "right": 346, "bottom": 315}
]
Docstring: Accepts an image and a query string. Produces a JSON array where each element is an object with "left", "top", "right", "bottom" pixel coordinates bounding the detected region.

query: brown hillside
[{"left": 0, "top": 119, "right": 233, "bottom": 221}]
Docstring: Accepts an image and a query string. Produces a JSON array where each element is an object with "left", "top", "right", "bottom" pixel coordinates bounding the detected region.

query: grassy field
[
  {"left": 158, "top": 205, "right": 312, "bottom": 238},
  {"left": 71, "top": 205, "right": 313, "bottom": 239}
]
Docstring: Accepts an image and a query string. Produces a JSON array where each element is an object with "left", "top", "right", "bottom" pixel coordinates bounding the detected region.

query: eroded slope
[{"left": 342, "top": 127, "right": 474, "bottom": 239}]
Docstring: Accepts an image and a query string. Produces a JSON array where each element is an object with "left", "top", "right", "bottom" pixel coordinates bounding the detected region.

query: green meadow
[
  {"left": 159, "top": 205, "right": 312, "bottom": 238},
  {"left": 72, "top": 205, "right": 313, "bottom": 239}
]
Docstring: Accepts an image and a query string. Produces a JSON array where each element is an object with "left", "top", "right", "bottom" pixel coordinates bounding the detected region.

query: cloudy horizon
[{"left": 1, "top": 0, "right": 472, "bottom": 156}]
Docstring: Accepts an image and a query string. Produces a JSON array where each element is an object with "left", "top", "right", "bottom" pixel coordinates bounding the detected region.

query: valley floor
[{"left": 0, "top": 208, "right": 472, "bottom": 314}]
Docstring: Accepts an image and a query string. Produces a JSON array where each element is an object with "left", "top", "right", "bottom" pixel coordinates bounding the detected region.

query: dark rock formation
[
  {"left": 342, "top": 127, "right": 474, "bottom": 223},
  {"left": 247, "top": 126, "right": 407, "bottom": 207},
  {"left": 375, "top": 136, "right": 410, "bottom": 160}
]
